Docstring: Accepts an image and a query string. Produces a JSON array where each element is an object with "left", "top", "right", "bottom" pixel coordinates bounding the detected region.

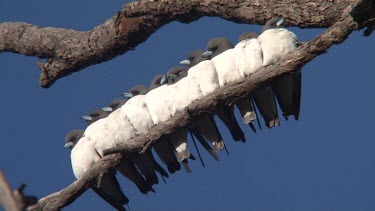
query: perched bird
[
  {"left": 91, "top": 108, "right": 164, "bottom": 188},
  {"left": 122, "top": 85, "right": 153, "bottom": 134},
  {"left": 231, "top": 32, "right": 264, "bottom": 127},
  {"left": 148, "top": 74, "right": 195, "bottom": 173},
  {"left": 201, "top": 38, "right": 246, "bottom": 142},
  {"left": 181, "top": 50, "right": 220, "bottom": 96},
  {"left": 82, "top": 108, "right": 154, "bottom": 194},
  {"left": 121, "top": 85, "right": 171, "bottom": 179},
  {"left": 165, "top": 66, "right": 220, "bottom": 164},
  {"left": 80, "top": 109, "right": 109, "bottom": 125},
  {"left": 179, "top": 53, "right": 226, "bottom": 152},
  {"left": 142, "top": 76, "right": 182, "bottom": 174},
  {"left": 236, "top": 32, "right": 280, "bottom": 129},
  {"left": 102, "top": 98, "right": 127, "bottom": 112},
  {"left": 65, "top": 129, "right": 128, "bottom": 211},
  {"left": 235, "top": 32, "right": 263, "bottom": 78},
  {"left": 145, "top": 75, "right": 174, "bottom": 124},
  {"left": 258, "top": 17, "right": 301, "bottom": 120},
  {"left": 202, "top": 38, "right": 242, "bottom": 86}
]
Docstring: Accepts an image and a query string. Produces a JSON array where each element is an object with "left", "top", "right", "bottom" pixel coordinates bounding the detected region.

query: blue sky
[{"left": 1, "top": 1, "right": 375, "bottom": 210}]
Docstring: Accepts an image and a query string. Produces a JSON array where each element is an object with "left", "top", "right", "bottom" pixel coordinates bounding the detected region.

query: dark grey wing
[
  {"left": 131, "top": 153, "right": 159, "bottom": 187},
  {"left": 93, "top": 172, "right": 128, "bottom": 211},
  {"left": 153, "top": 137, "right": 181, "bottom": 174},
  {"left": 190, "top": 128, "right": 220, "bottom": 162},
  {"left": 252, "top": 86, "right": 279, "bottom": 128},
  {"left": 147, "top": 149, "right": 169, "bottom": 178},
  {"left": 215, "top": 103, "right": 246, "bottom": 143},
  {"left": 116, "top": 159, "right": 154, "bottom": 194},
  {"left": 271, "top": 70, "right": 301, "bottom": 120},
  {"left": 293, "top": 69, "right": 302, "bottom": 120},
  {"left": 235, "top": 96, "right": 257, "bottom": 133},
  {"left": 194, "top": 114, "right": 225, "bottom": 151}
]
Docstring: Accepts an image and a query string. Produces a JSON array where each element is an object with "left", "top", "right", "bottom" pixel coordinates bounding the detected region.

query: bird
[
  {"left": 165, "top": 66, "right": 220, "bottom": 164},
  {"left": 65, "top": 129, "right": 128, "bottom": 211},
  {"left": 82, "top": 108, "right": 155, "bottom": 194},
  {"left": 231, "top": 32, "right": 265, "bottom": 128},
  {"left": 229, "top": 32, "right": 280, "bottom": 129},
  {"left": 180, "top": 50, "right": 220, "bottom": 96},
  {"left": 101, "top": 98, "right": 127, "bottom": 112},
  {"left": 148, "top": 74, "right": 195, "bottom": 173},
  {"left": 142, "top": 76, "right": 182, "bottom": 174},
  {"left": 202, "top": 38, "right": 242, "bottom": 86},
  {"left": 80, "top": 109, "right": 109, "bottom": 125},
  {"left": 145, "top": 75, "right": 174, "bottom": 125},
  {"left": 179, "top": 54, "right": 226, "bottom": 152},
  {"left": 235, "top": 32, "right": 264, "bottom": 78},
  {"left": 201, "top": 38, "right": 246, "bottom": 142},
  {"left": 258, "top": 17, "right": 301, "bottom": 120},
  {"left": 234, "top": 31, "right": 280, "bottom": 129},
  {"left": 121, "top": 85, "right": 172, "bottom": 178},
  {"left": 90, "top": 107, "right": 165, "bottom": 188}
]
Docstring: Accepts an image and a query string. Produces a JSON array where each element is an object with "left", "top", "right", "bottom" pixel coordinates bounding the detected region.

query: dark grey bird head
[
  {"left": 102, "top": 98, "right": 127, "bottom": 112},
  {"left": 238, "top": 32, "right": 259, "bottom": 42},
  {"left": 123, "top": 85, "right": 149, "bottom": 98},
  {"left": 150, "top": 74, "right": 166, "bottom": 90},
  {"left": 202, "top": 37, "right": 234, "bottom": 59},
  {"left": 180, "top": 49, "right": 206, "bottom": 68},
  {"left": 261, "top": 17, "right": 285, "bottom": 33},
  {"left": 165, "top": 66, "right": 188, "bottom": 84},
  {"left": 80, "top": 109, "right": 109, "bottom": 125},
  {"left": 64, "top": 129, "right": 84, "bottom": 149}
]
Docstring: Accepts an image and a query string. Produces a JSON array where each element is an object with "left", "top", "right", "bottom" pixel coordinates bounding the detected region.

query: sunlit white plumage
[
  {"left": 258, "top": 17, "right": 301, "bottom": 120},
  {"left": 234, "top": 38, "right": 263, "bottom": 77},
  {"left": 144, "top": 85, "right": 173, "bottom": 124},
  {"left": 70, "top": 136, "right": 100, "bottom": 178},
  {"left": 123, "top": 95, "right": 154, "bottom": 134},
  {"left": 187, "top": 60, "right": 219, "bottom": 96},
  {"left": 258, "top": 29, "right": 297, "bottom": 66},
  {"left": 169, "top": 76, "right": 203, "bottom": 116},
  {"left": 212, "top": 49, "right": 242, "bottom": 87}
]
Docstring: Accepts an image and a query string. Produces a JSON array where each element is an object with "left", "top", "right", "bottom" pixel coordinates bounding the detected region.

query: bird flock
[{"left": 64, "top": 17, "right": 301, "bottom": 210}]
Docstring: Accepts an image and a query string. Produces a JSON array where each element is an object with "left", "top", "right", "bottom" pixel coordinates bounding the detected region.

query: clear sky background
[{"left": 1, "top": 1, "right": 375, "bottom": 210}]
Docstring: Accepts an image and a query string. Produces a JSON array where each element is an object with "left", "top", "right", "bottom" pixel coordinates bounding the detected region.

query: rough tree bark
[
  {"left": 0, "top": 0, "right": 357, "bottom": 88},
  {"left": 21, "top": 0, "right": 375, "bottom": 210},
  {"left": 0, "top": 171, "right": 20, "bottom": 211}
]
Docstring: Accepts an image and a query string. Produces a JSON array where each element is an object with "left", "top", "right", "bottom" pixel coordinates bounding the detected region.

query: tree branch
[
  {"left": 0, "top": 171, "right": 20, "bottom": 211},
  {"left": 0, "top": 0, "right": 356, "bottom": 88},
  {"left": 13, "top": 184, "right": 38, "bottom": 211},
  {"left": 25, "top": 1, "right": 375, "bottom": 210},
  {"left": 27, "top": 154, "right": 123, "bottom": 211}
]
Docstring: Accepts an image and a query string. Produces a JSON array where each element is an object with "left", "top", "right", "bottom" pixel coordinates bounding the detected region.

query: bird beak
[
  {"left": 276, "top": 18, "right": 284, "bottom": 26},
  {"left": 101, "top": 107, "right": 113, "bottom": 112},
  {"left": 64, "top": 142, "right": 74, "bottom": 148},
  {"left": 160, "top": 75, "right": 168, "bottom": 85},
  {"left": 80, "top": 115, "right": 92, "bottom": 121},
  {"left": 179, "top": 59, "right": 190, "bottom": 65},
  {"left": 202, "top": 50, "right": 213, "bottom": 58},
  {"left": 122, "top": 92, "right": 134, "bottom": 98}
]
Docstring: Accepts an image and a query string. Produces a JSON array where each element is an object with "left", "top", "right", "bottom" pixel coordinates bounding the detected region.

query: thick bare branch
[
  {"left": 27, "top": 154, "right": 123, "bottom": 211},
  {"left": 13, "top": 184, "right": 38, "bottom": 210},
  {"left": 25, "top": 1, "right": 375, "bottom": 209},
  {"left": 0, "top": 171, "right": 20, "bottom": 211},
  {"left": 0, "top": 0, "right": 356, "bottom": 88}
]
